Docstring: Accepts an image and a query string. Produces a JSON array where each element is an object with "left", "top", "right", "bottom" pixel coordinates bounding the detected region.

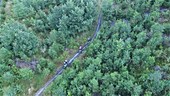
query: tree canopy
[{"left": 0, "top": 0, "right": 169, "bottom": 95}]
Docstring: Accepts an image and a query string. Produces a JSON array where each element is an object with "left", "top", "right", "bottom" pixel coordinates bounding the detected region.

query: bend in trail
[{"left": 35, "top": 14, "right": 102, "bottom": 96}]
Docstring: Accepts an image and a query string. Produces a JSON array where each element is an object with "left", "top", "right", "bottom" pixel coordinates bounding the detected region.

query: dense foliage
[
  {"left": 49, "top": 0, "right": 170, "bottom": 96},
  {"left": 0, "top": 0, "right": 169, "bottom": 95}
]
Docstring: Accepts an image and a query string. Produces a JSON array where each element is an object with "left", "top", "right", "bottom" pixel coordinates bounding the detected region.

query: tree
[
  {"left": 0, "top": 47, "right": 12, "bottom": 64},
  {"left": 48, "top": 42, "right": 64, "bottom": 59},
  {"left": 19, "top": 68, "right": 34, "bottom": 80},
  {"left": 147, "top": 23, "right": 164, "bottom": 49},
  {"left": 0, "top": 20, "right": 39, "bottom": 57},
  {"left": 12, "top": 0, "right": 35, "bottom": 20},
  {"left": 48, "top": 0, "right": 98, "bottom": 37},
  {"left": 13, "top": 31, "right": 39, "bottom": 57}
]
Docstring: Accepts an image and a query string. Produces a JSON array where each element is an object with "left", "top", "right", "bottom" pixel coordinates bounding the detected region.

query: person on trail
[
  {"left": 79, "top": 46, "right": 83, "bottom": 51},
  {"left": 87, "top": 37, "right": 91, "bottom": 42},
  {"left": 78, "top": 46, "right": 83, "bottom": 53},
  {"left": 63, "top": 60, "right": 68, "bottom": 68}
]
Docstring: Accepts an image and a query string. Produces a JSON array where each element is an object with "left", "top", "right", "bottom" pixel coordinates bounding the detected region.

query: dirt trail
[{"left": 34, "top": 13, "right": 102, "bottom": 96}]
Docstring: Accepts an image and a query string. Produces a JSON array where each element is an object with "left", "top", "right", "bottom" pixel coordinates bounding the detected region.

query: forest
[{"left": 0, "top": 0, "right": 170, "bottom": 96}]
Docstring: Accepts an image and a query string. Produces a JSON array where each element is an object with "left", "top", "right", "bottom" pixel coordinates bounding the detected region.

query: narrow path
[{"left": 35, "top": 14, "right": 102, "bottom": 96}]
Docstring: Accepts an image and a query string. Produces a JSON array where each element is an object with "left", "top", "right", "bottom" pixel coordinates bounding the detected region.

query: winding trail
[{"left": 35, "top": 14, "right": 102, "bottom": 96}]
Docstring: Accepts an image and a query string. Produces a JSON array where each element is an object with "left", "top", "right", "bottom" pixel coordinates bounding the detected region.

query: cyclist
[
  {"left": 87, "top": 37, "right": 91, "bottom": 42},
  {"left": 63, "top": 60, "right": 68, "bottom": 68}
]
